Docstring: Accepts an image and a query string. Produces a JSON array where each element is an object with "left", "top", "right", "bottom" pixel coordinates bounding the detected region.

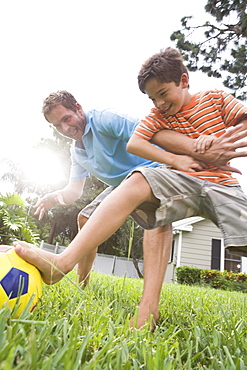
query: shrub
[
  {"left": 176, "top": 266, "right": 247, "bottom": 293},
  {"left": 176, "top": 266, "right": 203, "bottom": 285},
  {"left": 0, "top": 192, "right": 40, "bottom": 244}
]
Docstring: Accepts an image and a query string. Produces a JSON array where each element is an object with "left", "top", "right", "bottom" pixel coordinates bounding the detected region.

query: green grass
[{"left": 1, "top": 271, "right": 247, "bottom": 369}]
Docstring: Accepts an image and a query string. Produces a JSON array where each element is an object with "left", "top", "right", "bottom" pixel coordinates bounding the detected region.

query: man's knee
[{"left": 77, "top": 213, "right": 89, "bottom": 230}]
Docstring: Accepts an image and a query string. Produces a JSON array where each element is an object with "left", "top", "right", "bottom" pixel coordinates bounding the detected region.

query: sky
[{"left": 1, "top": 0, "right": 246, "bottom": 193}]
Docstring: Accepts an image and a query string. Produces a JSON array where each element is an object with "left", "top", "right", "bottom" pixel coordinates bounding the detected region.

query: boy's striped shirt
[{"left": 135, "top": 90, "right": 247, "bottom": 186}]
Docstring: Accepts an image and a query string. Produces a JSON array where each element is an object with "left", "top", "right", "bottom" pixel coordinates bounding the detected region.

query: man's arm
[
  {"left": 34, "top": 178, "right": 86, "bottom": 220},
  {"left": 151, "top": 125, "right": 247, "bottom": 173}
]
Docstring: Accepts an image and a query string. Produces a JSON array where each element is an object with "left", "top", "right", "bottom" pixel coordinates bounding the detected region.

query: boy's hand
[
  {"left": 34, "top": 192, "right": 66, "bottom": 220},
  {"left": 194, "top": 135, "right": 216, "bottom": 154},
  {"left": 171, "top": 155, "right": 208, "bottom": 172}
]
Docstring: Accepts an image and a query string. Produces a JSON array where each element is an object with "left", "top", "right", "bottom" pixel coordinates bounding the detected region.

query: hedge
[{"left": 176, "top": 266, "right": 247, "bottom": 293}]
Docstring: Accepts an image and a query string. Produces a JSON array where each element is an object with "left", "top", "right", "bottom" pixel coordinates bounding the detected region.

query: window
[
  {"left": 224, "top": 249, "right": 241, "bottom": 273},
  {"left": 211, "top": 239, "right": 241, "bottom": 272}
]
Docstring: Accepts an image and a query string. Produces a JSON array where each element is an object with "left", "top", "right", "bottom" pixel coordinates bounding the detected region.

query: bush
[
  {"left": 0, "top": 192, "right": 40, "bottom": 244},
  {"left": 176, "top": 266, "right": 247, "bottom": 293},
  {"left": 175, "top": 266, "right": 203, "bottom": 285}
]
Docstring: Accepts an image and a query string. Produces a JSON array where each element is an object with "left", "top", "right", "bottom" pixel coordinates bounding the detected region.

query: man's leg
[
  {"left": 76, "top": 187, "right": 114, "bottom": 286},
  {"left": 130, "top": 224, "right": 172, "bottom": 330},
  {"left": 77, "top": 213, "right": 97, "bottom": 287}
]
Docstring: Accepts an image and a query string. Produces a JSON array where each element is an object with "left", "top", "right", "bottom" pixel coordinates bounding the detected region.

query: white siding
[{"left": 178, "top": 219, "right": 223, "bottom": 270}]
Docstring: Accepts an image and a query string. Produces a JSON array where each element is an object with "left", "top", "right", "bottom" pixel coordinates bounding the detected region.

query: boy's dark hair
[
  {"left": 138, "top": 47, "right": 189, "bottom": 93},
  {"left": 42, "top": 91, "right": 78, "bottom": 121}
]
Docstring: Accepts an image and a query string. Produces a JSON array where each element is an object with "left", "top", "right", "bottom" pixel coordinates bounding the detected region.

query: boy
[
  {"left": 14, "top": 49, "right": 247, "bottom": 327},
  {"left": 126, "top": 47, "right": 247, "bottom": 256}
]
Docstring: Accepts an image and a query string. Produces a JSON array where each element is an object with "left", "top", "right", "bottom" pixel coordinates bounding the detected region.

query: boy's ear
[{"left": 181, "top": 73, "right": 189, "bottom": 88}]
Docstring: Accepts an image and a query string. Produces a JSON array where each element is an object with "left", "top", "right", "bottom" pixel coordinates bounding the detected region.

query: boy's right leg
[
  {"left": 14, "top": 172, "right": 159, "bottom": 284},
  {"left": 130, "top": 224, "right": 172, "bottom": 330}
]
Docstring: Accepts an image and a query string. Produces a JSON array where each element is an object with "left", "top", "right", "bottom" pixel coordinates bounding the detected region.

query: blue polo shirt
[{"left": 70, "top": 109, "right": 161, "bottom": 187}]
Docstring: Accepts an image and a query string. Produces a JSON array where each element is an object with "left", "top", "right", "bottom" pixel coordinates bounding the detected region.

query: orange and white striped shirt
[{"left": 135, "top": 90, "right": 247, "bottom": 186}]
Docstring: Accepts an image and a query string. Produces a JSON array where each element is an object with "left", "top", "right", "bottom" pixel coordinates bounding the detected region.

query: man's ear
[
  {"left": 76, "top": 103, "right": 83, "bottom": 115},
  {"left": 181, "top": 73, "right": 189, "bottom": 88}
]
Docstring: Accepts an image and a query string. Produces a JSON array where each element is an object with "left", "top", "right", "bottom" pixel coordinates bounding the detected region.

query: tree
[
  {"left": 0, "top": 193, "right": 40, "bottom": 245},
  {"left": 0, "top": 158, "right": 32, "bottom": 195},
  {"left": 170, "top": 0, "right": 247, "bottom": 100},
  {"left": 98, "top": 216, "right": 144, "bottom": 259}
]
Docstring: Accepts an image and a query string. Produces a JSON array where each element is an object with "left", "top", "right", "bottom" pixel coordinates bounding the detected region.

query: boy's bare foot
[
  {"left": 13, "top": 241, "right": 70, "bottom": 285},
  {"left": 129, "top": 303, "right": 159, "bottom": 331}
]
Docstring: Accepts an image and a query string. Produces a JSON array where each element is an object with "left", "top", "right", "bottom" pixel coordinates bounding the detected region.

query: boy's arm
[
  {"left": 127, "top": 133, "right": 207, "bottom": 172},
  {"left": 127, "top": 132, "right": 177, "bottom": 165},
  {"left": 150, "top": 126, "right": 247, "bottom": 173}
]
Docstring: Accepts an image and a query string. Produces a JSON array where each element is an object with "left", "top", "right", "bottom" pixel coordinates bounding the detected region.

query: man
[{"left": 33, "top": 90, "right": 247, "bottom": 329}]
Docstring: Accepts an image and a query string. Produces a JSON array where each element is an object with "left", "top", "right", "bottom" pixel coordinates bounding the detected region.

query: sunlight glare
[{"left": 22, "top": 148, "right": 66, "bottom": 186}]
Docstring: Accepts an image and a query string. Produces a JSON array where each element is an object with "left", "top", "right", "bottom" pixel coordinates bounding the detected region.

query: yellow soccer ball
[{"left": 0, "top": 245, "right": 42, "bottom": 316}]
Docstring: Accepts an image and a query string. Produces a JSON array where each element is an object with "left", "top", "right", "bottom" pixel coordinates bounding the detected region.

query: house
[{"left": 164, "top": 216, "right": 246, "bottom": 283}]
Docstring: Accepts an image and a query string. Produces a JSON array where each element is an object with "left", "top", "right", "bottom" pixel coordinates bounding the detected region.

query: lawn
[{"left": 1, "top": 271, "right": 247, "bottom": 369}]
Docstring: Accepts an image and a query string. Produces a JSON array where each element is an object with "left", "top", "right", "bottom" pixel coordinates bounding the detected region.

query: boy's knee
[
  {"left": 125, "top": 171, "right": 149, "bottom": 187},
  {"left": 125, "top": 171, "right": 157, "bottom": 203},
  {"left": 77, "top": 213, "right": 88, "bottom": 230}
]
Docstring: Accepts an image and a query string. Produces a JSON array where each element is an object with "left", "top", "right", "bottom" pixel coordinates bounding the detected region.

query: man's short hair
[{"left": 42, "top": 91, "right": 78, "bottom": 121}]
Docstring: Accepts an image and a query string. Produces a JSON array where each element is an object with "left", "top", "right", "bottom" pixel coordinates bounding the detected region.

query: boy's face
[{"left": 144, "top": 74, "right": 190, "bottom": 116}]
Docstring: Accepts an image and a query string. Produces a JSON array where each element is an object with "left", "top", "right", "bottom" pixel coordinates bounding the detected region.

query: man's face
[
  {"left": 144, "top": 74, "right": 190, "bottom": 116},
  {"left": 46, "top": 104, "right": 86, "bottom": 141}
]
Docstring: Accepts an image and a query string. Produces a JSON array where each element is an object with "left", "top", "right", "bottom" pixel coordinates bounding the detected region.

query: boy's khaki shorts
[
  {"left": 79, "top": 186, "right": 115, "bottom": 218},
  {"left": 128, "top": 166, "right": 247, "bottom": 257}
]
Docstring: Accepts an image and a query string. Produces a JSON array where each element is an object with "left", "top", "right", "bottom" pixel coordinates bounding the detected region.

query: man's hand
[
  {"left": 33, "top": 179, "right": 85, "bottom": 220},
  {"left": 197, "top": 125, "right": 247, "bottom": 174},
  {"left": 34, "top": 192, "right": 66, "bottom": 220}
]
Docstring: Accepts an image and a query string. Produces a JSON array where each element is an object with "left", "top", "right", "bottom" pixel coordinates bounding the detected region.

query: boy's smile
[{"left": 144, "top": 74, "right": 191, "bottom": 116}]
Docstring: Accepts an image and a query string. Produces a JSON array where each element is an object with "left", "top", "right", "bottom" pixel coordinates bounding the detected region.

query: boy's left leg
[{"left": 14, "top": 172, "right": 159, "bottom": 284}]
